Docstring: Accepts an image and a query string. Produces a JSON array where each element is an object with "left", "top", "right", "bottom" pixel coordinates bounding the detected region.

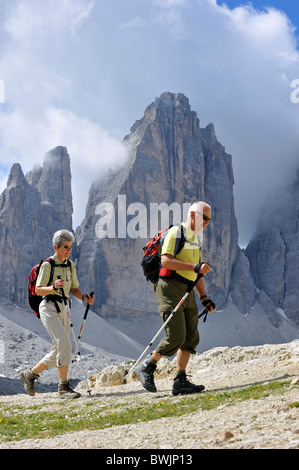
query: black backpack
[
  {"left": 28, "top": 257, "right": 71, "bottom": 318},
  {"left": 141, "top": 224, "right": 185, "bottom": 284}
]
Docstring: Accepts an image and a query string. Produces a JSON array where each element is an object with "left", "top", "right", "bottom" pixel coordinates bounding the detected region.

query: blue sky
[
  {"left": 223, "top": 0, "right": 299, "bottom": 34},
  {"left": 0, "top": 0, "right": 298, "bottom": 246}
]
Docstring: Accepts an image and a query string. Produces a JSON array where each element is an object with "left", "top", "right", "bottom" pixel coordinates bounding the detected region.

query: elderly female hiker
[{"left": 21, "top": 229, "right": 94, "bottom": 399}]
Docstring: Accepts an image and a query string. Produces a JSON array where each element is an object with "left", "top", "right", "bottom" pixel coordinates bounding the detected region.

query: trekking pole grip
[
  {"left": 83, "top": 291, "right": 94, "bottom": 319},
  {"left": 57, "top": 275, "right": 67, "bottom": 305},
  {"left": 83, "top": 291, "right": 94, "bottom": 301}
]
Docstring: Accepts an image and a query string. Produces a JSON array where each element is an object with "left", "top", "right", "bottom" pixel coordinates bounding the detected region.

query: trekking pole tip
[{"left": 122, "top": 370, "right": 128, "bottom": 385}]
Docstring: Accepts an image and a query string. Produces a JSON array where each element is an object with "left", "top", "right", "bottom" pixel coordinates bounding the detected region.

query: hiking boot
[
  {"left": 20, "top": 369, "right": 39, "bottom": 396},
  {"left": 136, "top": 359, "right": 157, "bottom": 393},
  {"left": 172, "top": 372, "right": 205, "bottom": 396},
  {"left": 58, "top": 381, "right": 81, "bottom": 399}
]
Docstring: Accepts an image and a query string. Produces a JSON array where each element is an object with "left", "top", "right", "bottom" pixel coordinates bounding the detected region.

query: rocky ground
[{"left": 0, "top": 341, "right": 298, "bottom": 450}]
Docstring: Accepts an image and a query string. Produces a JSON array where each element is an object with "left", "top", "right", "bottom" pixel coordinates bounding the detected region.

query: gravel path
[{"left": 1, "top": 341, "right": 298, "bottom": 450}]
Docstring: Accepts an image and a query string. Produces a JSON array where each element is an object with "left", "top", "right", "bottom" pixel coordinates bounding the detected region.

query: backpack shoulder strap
[
  {"left": 157, "top": 224, "right": 173, "bottom": 257},
  {"left": 43, "top": 257, "right": 56, "bottom": 286},
  {"left": 49, "top": 258, "right": 73, "bottom": 283},
  {"left": 158, "top": 223, "right": 185, "bottom": 257},
  {"left": 177, "top": 223, "right": 186, "bottom": 254},
  {"left": 173, "top": 223, "right": 186, "bottom": 256}
]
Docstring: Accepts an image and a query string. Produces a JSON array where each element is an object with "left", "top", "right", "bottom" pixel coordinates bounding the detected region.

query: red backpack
[
  {"left": 28, "top": 257, "right": 71, "bottom": 318},
  {"left": 141, "top": 224, "right": 185, "bottom": 284}
]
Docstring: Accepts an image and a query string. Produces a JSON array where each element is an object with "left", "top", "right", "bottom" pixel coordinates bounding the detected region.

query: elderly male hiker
[{"left": 137, "top": 201, "right": 216, "bottom": 395}]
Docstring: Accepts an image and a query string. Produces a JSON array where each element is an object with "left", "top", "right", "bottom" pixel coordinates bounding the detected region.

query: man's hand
[
  {"left": 194, "top": 262, "right": 211, "bottom": 276},
  {"left": 202, "top": 298, "right": 216, "bottom": 312}
]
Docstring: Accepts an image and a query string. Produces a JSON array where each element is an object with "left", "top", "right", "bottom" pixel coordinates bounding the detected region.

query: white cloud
[
  {"left": 147, "top": 0, "right": 299, "bottom": 244},
  {"left": 0, "top": 0, "right": 298, "bottom": 244},
  {"left": 4, "top": 0, "right": 94, "bottom": 41},
  {"left": 0, "top": 0, "right": 127, "bottom": 228},
  {"left": 45, "top": 107, "right": 128, "bottom": 229},
  {"left": 221, "top": 4, "right": 299, "bottom": 66},
  {"left": 154, "top": 0, "right": 187, "bottom": 7},
  {"left": 0, "top": 106, "right": 128, "bottom": 227}
]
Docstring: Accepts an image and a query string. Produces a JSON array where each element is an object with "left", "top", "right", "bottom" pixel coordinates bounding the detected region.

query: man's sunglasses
[{"left": 195, "top": 211, "right": 211, "bottom": 222}]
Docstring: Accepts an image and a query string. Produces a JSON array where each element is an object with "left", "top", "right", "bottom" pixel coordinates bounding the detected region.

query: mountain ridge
[{"left": 0, "top": 92, "right": 298, "bottom": 353}]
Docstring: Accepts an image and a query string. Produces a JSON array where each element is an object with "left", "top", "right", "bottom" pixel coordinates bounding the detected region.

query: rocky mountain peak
[
  {"left": 0, "top": 147, "right": 73, "bottom": 306},
  {"left": 246, "top": 164, "right": 299, "bottom": 326},
  {"left": 144, "top": 91, "right": 196, "bottom": 125},
  {"left": 126, "top": 92, "right": 199, "bottom": 156},
  {"left": 75, "top": 92, "right": 242, "bottom": 316},
  {"left": 26, "top": 146, "right": 73, "bottom": 228},
  {"left": 0, "top": 92, "right": 296, "bottom": 348},
  {"left": 7, "top": 163, "right": 27, "bottom": 188}
]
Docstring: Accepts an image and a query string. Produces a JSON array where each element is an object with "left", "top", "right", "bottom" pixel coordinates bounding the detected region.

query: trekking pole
[
  {"left": 198, "top": 308, "right": 209, "bottom": 322},
  {"left": 122, "top": 272, "right": 204, "bottom": 384},
  {"left": 58, "top": 276, "right": 91, "bottom": 396},
  {"left": 68, "top": 292, "right": 94, "bottom": 377}
]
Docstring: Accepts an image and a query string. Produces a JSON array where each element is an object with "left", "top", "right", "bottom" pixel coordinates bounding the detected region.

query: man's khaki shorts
[{"left": 155, "top": 277, "right": 199, "bottom": 357}]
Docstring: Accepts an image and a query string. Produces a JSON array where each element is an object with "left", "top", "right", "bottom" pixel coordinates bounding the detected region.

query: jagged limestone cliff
[
  {"left": 0, "top": 93, "right": 297, "bottom": 347},
  {"left": 75, "top": 92, "right": 244, "bottom": 317},
  {"left": 246, "top": 168, "right": 299, "bottom": 327},
  {"left": 0, "top": 146, "right": 72, "bottom": 306}
]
